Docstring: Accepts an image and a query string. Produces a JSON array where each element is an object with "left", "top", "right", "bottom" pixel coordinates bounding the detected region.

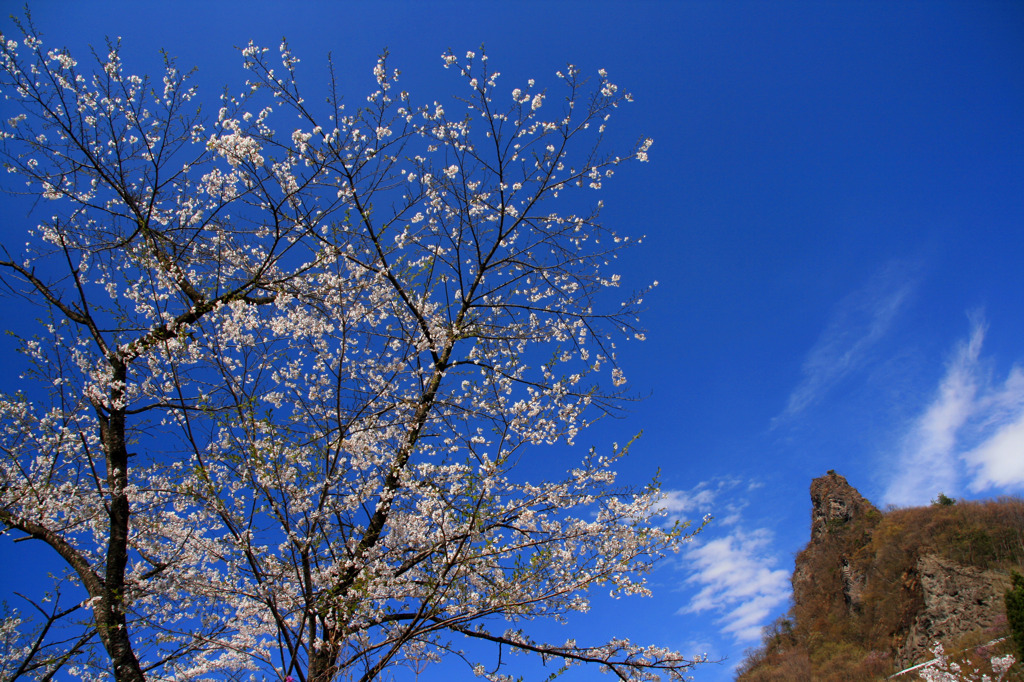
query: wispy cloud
[
  {"left": 664, "top": 479, "right": 790, "bottom": 645},
  {"left": 658, "top": 477, "right": 745, "bottom": 527},
  {"left": 680, "top": 528, "right": 791, "bottom": 643},
  {"left": 883, "top": 315, "right": 1024, "bottom": 506},
  {"left": 775, "top": 263, "right": 917, "bottom": 426},
  {"left": 964, "top": 365, "right": 1024, "bottom": 491},
  {"left": 882, "top": 318, "right": 983, "bottom": 504}
]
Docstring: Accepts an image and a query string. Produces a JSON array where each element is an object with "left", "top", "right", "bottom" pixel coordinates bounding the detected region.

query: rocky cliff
[
  {"left": 903, "top": 554, "right": 1010, "bottom": 664},
  {"left": 737, "top": 472, "right": 1024, "bottom": 681},
  {"left": 791, "top": 471, "right": 878, "bottom": 619}
]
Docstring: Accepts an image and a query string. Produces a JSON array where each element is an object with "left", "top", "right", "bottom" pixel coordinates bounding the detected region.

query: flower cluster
[{"left": 918, "top": 643, "right": 1016, "bottom": 682}]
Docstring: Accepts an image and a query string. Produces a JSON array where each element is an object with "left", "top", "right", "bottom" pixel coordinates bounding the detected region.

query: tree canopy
[{"left": 0, "top": 16, "right": 702, "bottom": 682}]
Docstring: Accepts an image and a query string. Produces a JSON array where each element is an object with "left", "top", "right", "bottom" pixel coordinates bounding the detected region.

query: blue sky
[{"left": 2, "top": 2, "right": 1023, "bottom": 680}]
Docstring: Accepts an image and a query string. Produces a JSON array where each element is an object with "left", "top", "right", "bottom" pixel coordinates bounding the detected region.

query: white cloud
[
  {"left": 882, "top": 315, "right": 1024, "bottom": 506},
  {"left": 659, "top": 487, "right": 717, "bottom": 518},
  {"left": 964, "top": 364, "right": 1024, "bottom": 491},
  {"left": 775, "top": 263, "right": 917, "bottom": 425},
  {"left": 665, "top": 479, "right": 790, "bottom": 645},
  {"left": 965, "top": 411, "right": 1024, "bottom": 490},
  {"left": 658, "top": 478, "right": 745, "bottom": 527},
  {"left": 680, "top": 527, "right": 790, "bottom": 643},
  {"left": 882, "top": 318, "right": 984, "bottom": 505}
]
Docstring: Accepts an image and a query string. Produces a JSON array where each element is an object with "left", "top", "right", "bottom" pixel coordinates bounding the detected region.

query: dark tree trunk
[{"left": 96, "top": 361, "right": 146, "bottom": 682}]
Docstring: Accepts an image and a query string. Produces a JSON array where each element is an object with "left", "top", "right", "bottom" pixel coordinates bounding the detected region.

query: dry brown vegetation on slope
[{"left": 736, "top": 474, "right": 1024, "bottom": 681}]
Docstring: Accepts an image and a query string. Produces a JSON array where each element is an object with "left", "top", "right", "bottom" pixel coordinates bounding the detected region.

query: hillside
[{"left": 736, "top": 472, "right": 1024, "bottom": 681}]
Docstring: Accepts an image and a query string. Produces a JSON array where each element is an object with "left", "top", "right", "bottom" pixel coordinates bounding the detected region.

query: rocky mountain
[{"left": 736, "top": 472, "right": 1024, "bottom": 681}]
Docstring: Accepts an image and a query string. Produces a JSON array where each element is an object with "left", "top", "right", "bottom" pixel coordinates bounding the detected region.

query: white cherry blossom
[{"left": 0, "top": 23, "right": 696, "bottom": 682}]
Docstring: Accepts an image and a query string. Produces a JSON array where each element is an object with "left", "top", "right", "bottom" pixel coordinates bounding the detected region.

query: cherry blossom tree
[{"left": 0, "top": 16, "right": 703, "bottom": 682}]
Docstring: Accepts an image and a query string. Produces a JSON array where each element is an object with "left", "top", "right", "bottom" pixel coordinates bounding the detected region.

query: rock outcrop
[
  {"left": 899, "top": 553, "right": 1011, "bottom": 665},
  {"left": 808, "top": 470, "right": 877, "bottom": 541},
  {"left": 793, "top": 470, "right": 878, "bottom": 617}
]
